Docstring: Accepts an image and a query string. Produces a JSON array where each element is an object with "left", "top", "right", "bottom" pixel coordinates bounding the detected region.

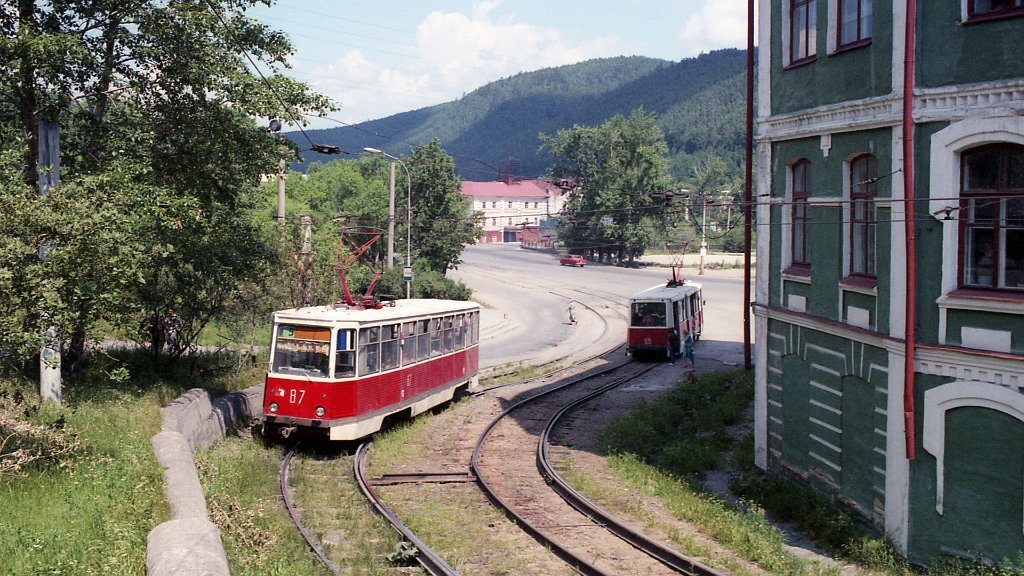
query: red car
[{"left": 559, "top": 254, "right": 585, "bottom": 267}]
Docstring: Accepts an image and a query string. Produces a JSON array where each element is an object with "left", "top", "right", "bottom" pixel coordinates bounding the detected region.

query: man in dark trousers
[{"left": 667, "top": 328, "right": 680, "bottom": 365}]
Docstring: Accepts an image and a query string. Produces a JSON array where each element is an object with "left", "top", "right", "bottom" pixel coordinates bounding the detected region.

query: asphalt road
[{"left": 449, "top": 243, "right": 751, "bottom": 370}]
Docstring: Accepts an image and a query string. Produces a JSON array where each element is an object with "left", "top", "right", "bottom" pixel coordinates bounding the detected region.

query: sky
[{"left": 247, "top": 1, "right": 754, "bottom": 130}]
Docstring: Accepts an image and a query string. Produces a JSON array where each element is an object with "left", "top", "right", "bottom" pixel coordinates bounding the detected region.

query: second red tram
[
  {"left": 626, "top": 280, "right": 703, "bottom": 359},
  {"left": 263, "top": 299, "right": 480, "bottom": 441}
]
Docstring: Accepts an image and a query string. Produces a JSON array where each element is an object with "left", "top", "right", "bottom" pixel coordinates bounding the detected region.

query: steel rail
[
  {"left": 539, "top": 381, "right": 727, "bottom": 576},
  {"left": 280, "top": 443, "right": 342, "bottom": 576},
  {"left": 471, "top": 361, "right": 659, "bottom": 576},
  {"left": 353, "top": 441, "right": 461, "bottom": 576}
]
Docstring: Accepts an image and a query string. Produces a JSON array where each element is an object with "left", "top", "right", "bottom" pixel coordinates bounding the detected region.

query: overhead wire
[{"left": 203, "top": 0, "right": 323, "bottom": 150}]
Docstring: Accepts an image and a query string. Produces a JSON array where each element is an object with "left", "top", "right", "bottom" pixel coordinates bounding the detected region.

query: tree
[
  {"left": 541, "top": 109, "right": 671, "bottom": 264},
  {"left": 0, "top": 1, "right": 333, "bottom": 374},
  {"left": 407, "top": 139, "right": 482, "bottom": 275}
]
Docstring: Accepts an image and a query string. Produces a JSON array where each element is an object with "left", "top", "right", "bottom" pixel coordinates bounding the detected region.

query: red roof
[{"left": 461, "top": 179, "right": 552, "bottom": 199}]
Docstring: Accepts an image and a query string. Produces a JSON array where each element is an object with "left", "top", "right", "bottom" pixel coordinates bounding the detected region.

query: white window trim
[
  {"left": 781, "top": 159, "right": 801, "bottom": 271},
  {"left": 929, "top": 116, "right": 1024, "bottom": 344},
  {"left": 841, "top": 156, "right": 854, "bottom": 277}
]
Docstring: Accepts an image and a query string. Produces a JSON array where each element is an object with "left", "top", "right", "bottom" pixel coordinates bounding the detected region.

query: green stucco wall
[
  {"left": 771, "top": 0, "right": 893, "bottom": 115},
  {"left": 909, "top": 375, "right": 1024, "bottom": 563},
  {"left": 770, "top": 131, "right": 892, "bottom": 331},
  {"left": 766, "top": 319, "right": 889, "bottom": 524},
  {"left": 918, "top": 7, "right": 1024, "bottom": 88},
  {"left": 945, "top": 310, "right": 1024, "bottom": 353},
  {"left": 905, "top": 122, "right": 945, "bottom": 346}
]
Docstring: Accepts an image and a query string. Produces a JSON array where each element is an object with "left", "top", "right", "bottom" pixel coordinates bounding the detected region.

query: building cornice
[
  {"left": 758, "top": 95, "right": 901, "bottom": 142},
  {"left": 915, "top": 80, "right": 1024, "bottom": 123},
  {"left": 754, "top": 303, "right": 899, "bottom": 352},
  {"left": 758, "top": 80, "right": 1024, "bottom": 142}
]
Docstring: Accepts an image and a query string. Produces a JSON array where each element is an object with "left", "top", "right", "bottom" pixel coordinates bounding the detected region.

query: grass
[
  {"left": 195, "top": 437, "right": 389, "bottom": 575},
  {"left": 598, "top": 369, "right": 753, "bottom": 478},
  {"left": 365, "top": 400, "right": 544, "bottom": 575},
  {"left": 592, "top": 368, "right": 1023, "bottom": 576},
  {"left": 0, "top": 349, "right": 250, "bottom": 575}
]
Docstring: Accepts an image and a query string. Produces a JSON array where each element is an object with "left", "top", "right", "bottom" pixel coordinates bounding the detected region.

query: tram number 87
[{"left": 289, "top": 389, "right": 306, "bottom": 404}]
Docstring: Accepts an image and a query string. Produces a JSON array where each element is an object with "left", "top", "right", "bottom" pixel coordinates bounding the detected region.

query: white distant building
[{"left": 461, "top": 178, "right": 569, "bottom": 244}]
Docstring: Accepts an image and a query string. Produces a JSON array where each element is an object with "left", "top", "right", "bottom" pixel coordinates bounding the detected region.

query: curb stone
[{"left": 146, "top": 385, "right": 263, "bottom": 576}]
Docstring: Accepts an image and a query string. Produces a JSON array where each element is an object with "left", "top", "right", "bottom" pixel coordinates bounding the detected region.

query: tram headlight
[
  {"left": 268, "top": 402, "right": 279, "bottom": 413},
  {"left": 314, "top": 406, "right": 326, "bottom": 418}
]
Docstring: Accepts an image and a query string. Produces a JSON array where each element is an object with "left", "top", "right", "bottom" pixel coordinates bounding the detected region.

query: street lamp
[{"left": 363, "top": 147, "right": 413, "bottom": 299}]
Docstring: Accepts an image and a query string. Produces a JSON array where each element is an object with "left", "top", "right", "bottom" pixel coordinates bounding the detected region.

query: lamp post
[{"left": 363, "top": 147, "right": 413, "bottom": 299}]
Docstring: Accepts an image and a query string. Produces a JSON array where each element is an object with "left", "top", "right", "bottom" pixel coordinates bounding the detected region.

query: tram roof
[
  {"left": 273, "top": 299, "right": 480, "bottom": 325},
  {"left": 629, "top": 281, "right": 702, "bottom": 301}
]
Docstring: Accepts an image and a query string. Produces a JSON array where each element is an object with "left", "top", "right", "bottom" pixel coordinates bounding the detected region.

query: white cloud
[
  {"left": 678, "top": 0, "right": 753, "bottom": 57},
  {"left": 305, "top": 5, "right": 618, "bottom": 125}
]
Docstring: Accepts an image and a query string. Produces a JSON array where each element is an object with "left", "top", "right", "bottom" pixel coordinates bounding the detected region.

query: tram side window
[
  {"left": 454, "top": 314, "right": 465, "bottom": 350},
  {"left": 402, "top": 322, "right": 418, "bottom": 365},
  {"left": 631, "top": 302, "right": 667, "bottom": 327},
  {"left": 359, "top": 326, "right": 380, "bottom": 375},
  {"left": 272, "top": 324, "right": 331, "bottom": 377},
  {"left": 466, "top": 311, "right": 477, "bottom": 345},
  {"left": 335, "top": 328, "right": 355, "bottom": 378},
  {"left": 430, "top": 317, "right": 442, "bottom": 357},
  {"left": 417, "top": 319, "right": 430, "bottom": 360},
  {"left": 442, "top": 315, "right": 454, "bottom": 353},
  {"left": 381, "top": 324, "right": 400, "bottom": 371}
]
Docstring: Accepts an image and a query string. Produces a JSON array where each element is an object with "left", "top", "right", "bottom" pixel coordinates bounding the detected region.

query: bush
[{"left": 373, "top": 265, "right": 472, "bottom": 301}]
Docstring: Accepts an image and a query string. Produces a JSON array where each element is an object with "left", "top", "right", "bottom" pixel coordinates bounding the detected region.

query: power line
[{"left": 203, "top": 0, "right": 341, "bottom": 155}]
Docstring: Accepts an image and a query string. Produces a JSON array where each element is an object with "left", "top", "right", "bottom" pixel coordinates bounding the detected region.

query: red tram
[
  {"left": 626, "top": 279, "right": 703, "bottom": 359},
  {"left": 263, "top": 299, "right": 480, "bottom": 441}
]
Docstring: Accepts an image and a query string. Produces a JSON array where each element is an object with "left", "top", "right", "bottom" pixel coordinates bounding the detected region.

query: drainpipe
[
  {"left": 743, "top": 0, "right": 754, "bottom": 371},
  {"left": 902, "top": 0, "right": 918, "bottom": 460}
]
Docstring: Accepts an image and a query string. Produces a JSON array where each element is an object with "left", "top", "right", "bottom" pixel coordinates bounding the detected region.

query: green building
[{"left": 754, "top": 0, "right": 1024, "bottom": 563}]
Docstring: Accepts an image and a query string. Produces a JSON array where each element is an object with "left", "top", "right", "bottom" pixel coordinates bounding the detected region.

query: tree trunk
[
  {"left": 87, "top": 14, "right": 120, "bottom": 161},
  {"left": 18, "top": 0, "right": 37, "bottom": 186}
]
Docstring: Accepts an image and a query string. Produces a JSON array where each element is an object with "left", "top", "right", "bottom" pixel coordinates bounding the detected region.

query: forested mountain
[{"left": 296, "top": 48, "right": 747, "bottom": 182}]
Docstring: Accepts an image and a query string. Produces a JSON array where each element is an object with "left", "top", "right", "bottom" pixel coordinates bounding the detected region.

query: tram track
[
  {"left": 280, "top": 348, "right": 718, "bottom": 575},
  {"left": 275, "top": 264, "right": 711, "bottom": 574},
  {"left": 279, "top": 443, "right": 342, "bottom": 576},
  {"left": 472, "top": 360, "right": 725, "bottom": 576}
]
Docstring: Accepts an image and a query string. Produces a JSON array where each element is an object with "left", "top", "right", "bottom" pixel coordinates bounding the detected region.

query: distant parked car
[{"left": 559, "top": 254, "right": 585, "bottom": 267}]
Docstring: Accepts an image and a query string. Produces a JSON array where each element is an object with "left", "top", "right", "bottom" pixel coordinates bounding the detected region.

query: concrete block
[
  {"left": 151, "top": 430, "right": 208, "bottom": 519},
  {"left": 147, "top": 518, "right": 229, "bottom": 576}
]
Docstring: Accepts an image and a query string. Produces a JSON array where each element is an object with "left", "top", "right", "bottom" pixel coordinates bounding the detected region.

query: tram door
[{"left": 672, "top": 299, "right": 681, "bottom": 333}]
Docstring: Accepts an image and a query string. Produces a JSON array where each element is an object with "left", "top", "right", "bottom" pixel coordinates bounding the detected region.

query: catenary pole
[
  {"left": 38, "top": 120, "right": 61, "bottom": 403},
  {"left": 743, "top": 0, "right": 754, "bottom": 370}
]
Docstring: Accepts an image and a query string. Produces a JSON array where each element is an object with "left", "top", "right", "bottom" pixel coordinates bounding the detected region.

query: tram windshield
[
  {"left": 272, "top": 324, "right": 331, "bottom": 377},
  {"left": 631, "top": 302, "right": 667, "bottom": 327}
]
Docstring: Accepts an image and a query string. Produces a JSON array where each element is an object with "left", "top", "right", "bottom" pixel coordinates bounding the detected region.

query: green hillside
[{"left": 297, "top": 49, "right": 747, "bottom": 182}]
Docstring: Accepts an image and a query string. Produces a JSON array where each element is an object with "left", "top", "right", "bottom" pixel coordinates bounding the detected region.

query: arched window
[
  {"left": 849, "top": 154, "right": 877, "bottom": 279},
  {"left": 960, "top": 144, "right": 1024, "bottom": 291},
  {"left": 791, "top": 159, "right": 812, "bottom": 272}
]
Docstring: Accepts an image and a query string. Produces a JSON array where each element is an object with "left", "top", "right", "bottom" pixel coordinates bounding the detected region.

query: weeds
[{"left": 0, "top": 386, "right": 85, "bottom": 478}]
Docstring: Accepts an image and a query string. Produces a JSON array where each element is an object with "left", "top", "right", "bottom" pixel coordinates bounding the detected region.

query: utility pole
[
  {"left": 387, "top": 160, "right": 396, "bottom": 268},
  {"left": 38, "top": 119, "right": 61, "bottom": 404},
  {"left": 699, "top": 194, "right": 708, "bottom": 276},
  {"left": 277, "top": 156, "right": 286, "bottom": 223},
  {"left": 270, "top": 119, "right": 286, "bottom": 223}
]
